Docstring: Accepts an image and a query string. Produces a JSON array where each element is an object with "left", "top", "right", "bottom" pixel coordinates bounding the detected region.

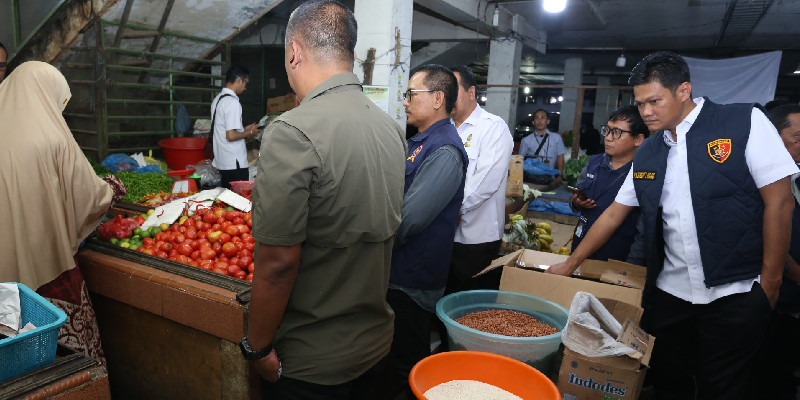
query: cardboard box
[
  {"left": 506, "top": 155, "right": 524, "bottom": 197},
  {"left": 267, "top": 94, "right": 298, "bottom": 113},
  {"left": 557, "top": 298, "right": 655, "bottom": 400},
  {"left": 481, "top": 250, "right": 645, "bottom": 309}
]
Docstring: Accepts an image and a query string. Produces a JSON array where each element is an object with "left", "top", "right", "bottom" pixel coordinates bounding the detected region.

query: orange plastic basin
[{"left": 409, "top": 351, "right": 560, "bottom": 400}]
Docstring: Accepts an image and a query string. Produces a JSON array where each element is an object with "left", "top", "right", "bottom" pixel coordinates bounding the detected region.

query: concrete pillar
[
  {"left": 353, "top": 0, "right": 413, "bottom": 128},
  {"left": 592, "top": 77, "right": 619, "bottom": 129},
  {"left": 621, "top": 91, "right": 634, "bottom": 106},
  {"left": 485, "top": 38, "right": 523, "bottom": 128},
  {"left": 558, "top": 57, "right": 584, "bottom": 133}
]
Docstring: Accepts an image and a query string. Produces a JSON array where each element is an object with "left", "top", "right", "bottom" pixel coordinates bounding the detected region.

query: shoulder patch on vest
[
  {"left": 408, "top": 145, "right": 423, "bottom": 162},
  {"left": 633, "top": 171, "right": 657, "bottom": 180},
  {"left": 707, "top": 139, "right": 732, "bottom": 164}
]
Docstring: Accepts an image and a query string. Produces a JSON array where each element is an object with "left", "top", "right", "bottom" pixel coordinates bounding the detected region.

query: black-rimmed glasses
[
  {"left": 404, "top": 89, "right": 436, "bottom": 102},
  {"left": 600, "top": 125, "right": 634, "bottom": 139}
]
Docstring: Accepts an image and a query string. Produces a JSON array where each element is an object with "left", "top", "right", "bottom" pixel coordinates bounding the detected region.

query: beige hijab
[{"left": 0, "top": 61, "right": 113, "bottom": 289}]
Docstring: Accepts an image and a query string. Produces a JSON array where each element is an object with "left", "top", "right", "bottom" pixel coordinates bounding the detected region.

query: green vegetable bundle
[
  {"left": 89, "top": 158, "right": 110, "bottom": 176},
  {"left": 114, "top": 172, "right": 175, "bottom": 203},
  {"left": 564, "top": 155, "right": 591, "bottom": 187}
]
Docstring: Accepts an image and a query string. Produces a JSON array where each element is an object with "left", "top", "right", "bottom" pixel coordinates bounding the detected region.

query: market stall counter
[
  {"left": 75, "top": 188, "right": 261, "bottom": 399},
  {"left": 77, "top": 249, "right": 257, "bottom": 400}
]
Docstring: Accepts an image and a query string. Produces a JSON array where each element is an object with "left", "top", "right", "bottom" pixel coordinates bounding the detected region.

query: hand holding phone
[{"left": 566, "top": 185, "right": 587, "bottom": 200}]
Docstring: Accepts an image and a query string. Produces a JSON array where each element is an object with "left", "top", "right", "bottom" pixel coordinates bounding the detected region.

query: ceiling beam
[
  {"left": 414, "top": 0, "right": 546, "bottom": 53},
  {"left": 712, "top": 0, "right": 738, "bottom": 51}
]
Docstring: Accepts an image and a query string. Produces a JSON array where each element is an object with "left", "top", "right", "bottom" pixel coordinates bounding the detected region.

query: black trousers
[
  {"left": 260, "top": 357, "right": 386, "bottom": 400},
  {"left": 437, "top": 241, "right": 502, "bottom": 352},
  {"left": 445, "top": 240, "right": 503, "bottom": 295},
  {"left": 646, "top": 285, "right": 771, "bottom": 400},
  {"left": 745, "top": 311, "right": 800, "bottom": 399},
  {"left": 219, "top": 160, "right": 249, "bottom": 190},
  {"left": 386, "top": 288, "right": 432, "bottom": 400}
]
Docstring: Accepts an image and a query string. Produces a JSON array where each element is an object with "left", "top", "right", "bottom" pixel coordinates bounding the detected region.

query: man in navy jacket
[
  {"left": 549, "top": 52, "right": 798, "bottom": 399},
  {"left": 570, "top": 105, "right": 649, "bottom": 262}
]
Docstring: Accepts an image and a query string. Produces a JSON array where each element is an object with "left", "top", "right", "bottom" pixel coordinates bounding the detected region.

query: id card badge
[{"left": 575, "top": 215, "right": 588, "bottom": 238}]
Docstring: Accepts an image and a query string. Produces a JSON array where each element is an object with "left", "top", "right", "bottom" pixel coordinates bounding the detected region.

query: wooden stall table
[{"left": 77, "top": 241, "right": 258, "bottom": 400}]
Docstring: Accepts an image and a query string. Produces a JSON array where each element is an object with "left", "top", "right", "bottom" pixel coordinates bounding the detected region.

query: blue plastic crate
[{"left": 0, "top": 283, "right": 67, "bottom": 383}]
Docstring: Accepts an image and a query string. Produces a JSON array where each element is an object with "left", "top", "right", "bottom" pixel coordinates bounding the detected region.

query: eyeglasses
[
  {"left": 404, "top": 89, "right": 436, "bottom": 102},
  {"left": 600, "top": 125, "right": 635, "bottom": 139},
  {"left": 236, "top": 76, "right": 249, "bottom": 84}
]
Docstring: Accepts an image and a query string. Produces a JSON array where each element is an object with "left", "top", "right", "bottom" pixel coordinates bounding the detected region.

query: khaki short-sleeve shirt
[{"left": 252, "top": 73, "right": 407, "bottom": 385}]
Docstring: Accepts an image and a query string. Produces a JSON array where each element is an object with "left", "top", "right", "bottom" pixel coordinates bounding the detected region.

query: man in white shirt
[
  {"left": 548, "top": 52, "right": 798, "bottom": 399},
  {"left": 211, "top": 65, "right": 258, "bottom": 189},
  {"left": 518, "top": 109, "right": 566, "bottom": 178},
  {"left": 444, "top": 65, "right": 513, "bottom": 296}
]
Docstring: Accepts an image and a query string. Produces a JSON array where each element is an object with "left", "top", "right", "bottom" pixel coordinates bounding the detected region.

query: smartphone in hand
[{"left": 566, "top": 185, "right": 588, "bottom": 201}]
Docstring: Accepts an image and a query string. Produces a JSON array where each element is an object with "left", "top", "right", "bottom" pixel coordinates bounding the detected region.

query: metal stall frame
[{"left": 67, "top": 19, "right": 230, "bottom": 160}]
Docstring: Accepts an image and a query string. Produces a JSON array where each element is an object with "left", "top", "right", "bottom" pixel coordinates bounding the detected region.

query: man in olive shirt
[{"left": 244, "top": 1, "right": 407, "bottom": 398}]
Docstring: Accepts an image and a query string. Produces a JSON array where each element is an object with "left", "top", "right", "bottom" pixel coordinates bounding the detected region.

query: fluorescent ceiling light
[
  {"left": 543, "top": 0, "right": 567, "bottom": 13},
  {"left": 558, "top": 96, "right": 564, "bottom": 102},
  {"left": 524, "top": 87, "right": 530, "bottom": 94},
  {"left": 794, "top": 69, "right": 800, "bottom": 74},
  {"left": 481, "top": 96, "right": 487, "bottom": 102}
]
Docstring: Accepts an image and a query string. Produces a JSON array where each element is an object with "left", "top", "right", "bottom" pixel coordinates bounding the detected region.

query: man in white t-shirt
[
  {"left": 548, "top": 52, "right": 798, "bottom": 399},
  {"left": 211, "top": 65, "right": 258, "bottom": 189}
]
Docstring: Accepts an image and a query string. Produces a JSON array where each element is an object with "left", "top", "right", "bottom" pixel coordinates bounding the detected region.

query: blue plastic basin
[{"left": 436, "top": 290, "right": 569, "bottom": 377}]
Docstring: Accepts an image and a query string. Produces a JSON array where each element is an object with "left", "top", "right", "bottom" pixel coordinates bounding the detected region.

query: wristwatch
[{"left": 239, "top": 337, "right": 273, "bottom": 362}]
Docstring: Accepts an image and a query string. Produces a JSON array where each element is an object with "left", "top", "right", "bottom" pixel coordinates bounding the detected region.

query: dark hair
[
  {"left": 0, "top": 41, "right": 5, "bottom": 55},
  {"left": 628, "top": 51, "right": 691, "bottom": 92},
  {"left": 411, "top": 64, "right": 458, "bottom": 114},
  {"left": 765, "top": 100, "right": 790, "bottom": 112},
  {"left": 608, "top": 105, "right": 650, "bottom": 138},
  {"left": 225, "top": 66, "right": 249, "bottom": 84},
  {"left": 450, "top": 65, "right": 477, "bottom": 92},
  {"left": 533, "top": 109, "right": 549, "bottom": 119},
  {"left": 768, "top": 104, "right": 800, "bottom": 132},
  {"left": 286, "top": 0, "right": 357, "bottom": 66}
]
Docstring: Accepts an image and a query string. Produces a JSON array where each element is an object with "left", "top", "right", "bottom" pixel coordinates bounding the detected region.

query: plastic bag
[
  {"left": 143, "top": 150, "right": 166, "bottom": 173},
  {"left": 528, "top": 198, "right": 579, "bottom": 216},
  {"left": 176, "top": 103, "right": 191, "bottom": 136},
  {"left": 561, "top": 292, "right": 637, "bottom": 358},
  {"left": 193, "top": 119, "right": 212, "bottom": 139},
  {"left": 134, "top": 165, "right": 163, "bottom": 174},
  {"left": 523, "top": 158, "right": 561, "bottom": 177},
  {"left": 101, "top": 153, "right": 139, "bottom": 173},
  {"left": 189, "top": 160, "right": 221, "bottom": 188}
]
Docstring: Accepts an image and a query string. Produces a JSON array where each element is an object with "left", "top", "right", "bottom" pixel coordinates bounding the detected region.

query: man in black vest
[
  {"left": 549, "top": 51, "right": 798, "bottom": 399},
  {"left": 388, "top": 64, "right": 467, "bottom": 399},
  {"left": 747, "top": 104, "right": 800, "bottom": 398}
]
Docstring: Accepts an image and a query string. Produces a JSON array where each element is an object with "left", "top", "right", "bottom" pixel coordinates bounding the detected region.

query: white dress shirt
[
  {"left": 615, "top": 98, "right": 799, "bottom": 304},
  {"left": 453, "top": 105, "right": 514, "bottom": 244},
  {"left": 210, "top": 88, "right": 247, "bottom": 171}
]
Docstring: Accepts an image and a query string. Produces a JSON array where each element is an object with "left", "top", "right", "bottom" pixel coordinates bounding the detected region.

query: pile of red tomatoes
[{"left": 137, "top": 207, "right": 256, "bottom": 281}]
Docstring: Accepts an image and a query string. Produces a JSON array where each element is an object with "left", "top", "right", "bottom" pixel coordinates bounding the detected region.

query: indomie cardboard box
[
  {"left": 557, "top": 299, "right": 655, "bottom": 400},
  {"left": 481, "top": 249, "right": 645, "bottom": 309}
]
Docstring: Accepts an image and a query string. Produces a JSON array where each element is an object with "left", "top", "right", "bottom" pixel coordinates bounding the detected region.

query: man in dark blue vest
[
  {"left": 570, "top": 105, "right": 649, "bottom": 261},
  {"left": 387, "top": 64, "right": 467, "bottom": 399},
  {"left": 549, "top": 51, "right": 798, "bottom": 399},
  {"left": 747, "top": 104, "right": 800, "bottom": 399}
]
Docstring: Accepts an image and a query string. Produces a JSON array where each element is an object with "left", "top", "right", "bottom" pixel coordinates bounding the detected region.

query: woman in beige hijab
[{"left": 0, "top": 62, "right": 126, "bottom": 363}]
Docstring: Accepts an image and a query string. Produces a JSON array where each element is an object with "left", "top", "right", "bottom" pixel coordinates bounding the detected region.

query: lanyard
[{"left": 533, "top": 132, "right": 551, "bottom": 157}]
